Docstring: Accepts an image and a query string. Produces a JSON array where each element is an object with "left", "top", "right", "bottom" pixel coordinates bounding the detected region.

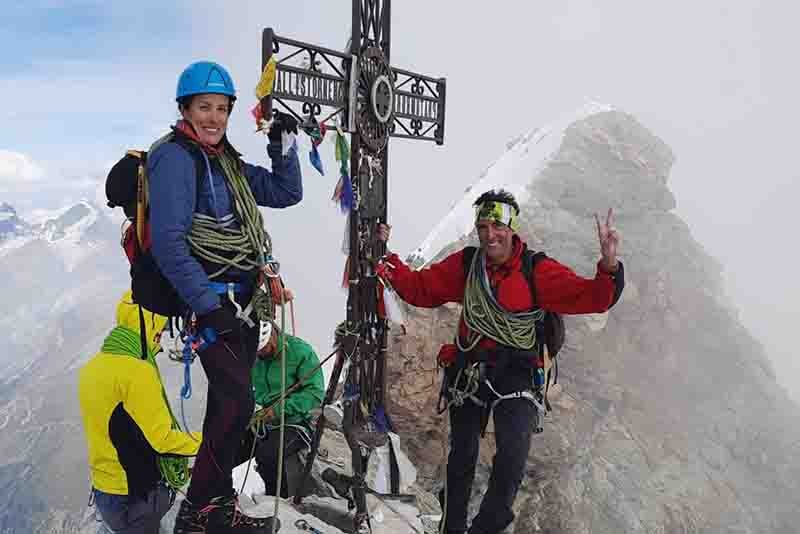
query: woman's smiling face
[{"left": 180, "top": 93, "right": 231, "bottom": 146}]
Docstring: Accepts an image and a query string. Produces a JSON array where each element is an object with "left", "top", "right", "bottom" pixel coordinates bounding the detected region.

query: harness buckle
[{"left": 226, "top": 282, "right": 256, "bottom": 327}]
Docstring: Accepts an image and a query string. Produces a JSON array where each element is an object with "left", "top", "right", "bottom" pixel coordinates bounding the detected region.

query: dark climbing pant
[
  {"left": 442, "top": 366, "right": 538, "bottom": 534},
  {"left": 93, "top": 484, "right": 174, "bottom": 533},
  {"left": 185, "top": 314, "right": 257, "bottom": 507},
  {"left": 253, "top": 426, "right": 310, "bottom": 498}
]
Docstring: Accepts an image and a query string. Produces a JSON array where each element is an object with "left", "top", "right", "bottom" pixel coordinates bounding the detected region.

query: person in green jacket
[{"left": 249, "top": 319, "right": 324, "bottom": 497}]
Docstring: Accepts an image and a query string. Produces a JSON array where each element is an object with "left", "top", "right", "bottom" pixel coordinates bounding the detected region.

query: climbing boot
[
  {"left": 173, "top": 499, "right": 207, "bottom": 534},
  {"left": 204, "top": 494, "right": 281, "bottom": 533},
  {"left": 321, "top": 467, "right": 353, "bottom": 500}
]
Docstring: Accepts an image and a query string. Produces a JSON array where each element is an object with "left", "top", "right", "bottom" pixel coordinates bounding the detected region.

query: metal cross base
[{"left": 294, "top": 328, "right": 389, "bottom": 534}]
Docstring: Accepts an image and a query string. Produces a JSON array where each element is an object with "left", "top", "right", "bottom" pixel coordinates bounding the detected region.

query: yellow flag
[{"left": 255, "top": 56, "right": 277, "bottom": 100}]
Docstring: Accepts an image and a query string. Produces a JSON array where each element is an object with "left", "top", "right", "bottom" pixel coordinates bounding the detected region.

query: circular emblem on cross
[
  {"left": 357, "top": 46, "right": 395, "bottom": 152},
  {"left": 371, "top": 75, "right": 393, "bottom": 124}
]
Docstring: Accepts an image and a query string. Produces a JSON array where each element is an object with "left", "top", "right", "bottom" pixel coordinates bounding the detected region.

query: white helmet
[{"left": 257, "top": 320, "right": 274, "bottom": 355}]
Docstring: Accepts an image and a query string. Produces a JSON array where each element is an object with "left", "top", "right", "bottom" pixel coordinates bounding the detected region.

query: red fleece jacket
[{"left": 383, "top": 236, "right": 621, "bottom": 349}]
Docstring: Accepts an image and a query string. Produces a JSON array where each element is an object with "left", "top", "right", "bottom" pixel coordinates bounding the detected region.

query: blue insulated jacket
[{"left": 147, "top": 139, "right": 302, "bottom": 315}]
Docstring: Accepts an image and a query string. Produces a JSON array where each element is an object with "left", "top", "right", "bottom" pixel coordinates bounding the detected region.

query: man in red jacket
[{"left": 376, "top": 189, "right": 624, "bottom": 534}]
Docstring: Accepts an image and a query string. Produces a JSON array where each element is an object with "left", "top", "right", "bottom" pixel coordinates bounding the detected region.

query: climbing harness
[
  {"left": 439, "top": 360, "right": 545, "bottom": 430},
  {"left": 484, "top": 376, "right": 545, "bottom": 414}
]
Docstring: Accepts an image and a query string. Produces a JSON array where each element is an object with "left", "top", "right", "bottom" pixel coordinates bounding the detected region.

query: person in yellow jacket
[{"left": 79, "top": 291, "right": 201, "bottom": 533}]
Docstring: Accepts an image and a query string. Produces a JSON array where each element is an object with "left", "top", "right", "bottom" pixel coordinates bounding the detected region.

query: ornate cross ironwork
[{"left": 261, "top": 2, "right": 446, "bottom": 532}]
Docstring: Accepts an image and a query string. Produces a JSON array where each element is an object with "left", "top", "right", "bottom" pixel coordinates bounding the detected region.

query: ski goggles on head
[{"left": 474, "top": 201, "right": 520, "bottom": 232}]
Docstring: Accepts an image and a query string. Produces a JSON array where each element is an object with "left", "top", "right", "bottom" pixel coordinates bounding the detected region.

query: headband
[{"left": 475, "top": 201, "right": 520, "bottom": 232}]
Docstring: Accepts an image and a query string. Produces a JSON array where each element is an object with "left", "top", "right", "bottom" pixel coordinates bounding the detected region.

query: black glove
[
  {"left": 199, "top": 306, "right": 241, "bottom": 344},
  {"left": 267, "top": 112, "right": 299, "bottom": 143}
]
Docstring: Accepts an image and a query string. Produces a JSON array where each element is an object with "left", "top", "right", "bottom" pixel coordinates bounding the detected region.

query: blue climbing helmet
[{"left": 176, "top": 61, "right": 237, "bottom": 102}]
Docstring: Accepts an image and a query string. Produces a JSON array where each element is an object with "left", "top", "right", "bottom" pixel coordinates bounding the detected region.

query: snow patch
[
  {"left": 39, "top": 199, "right": 98, "bottom": 243},
  {"left": 409, "top": 102, "right": 613, "bottom": 266},
  {"left": 232, "top": 461, "right": 267, "bottom": 502},
  {"left": 52, "top": 238, "right": 102, "bottom": 272},
  {"left": 1, "top": 199, "right": 104, "bottom": 269}
]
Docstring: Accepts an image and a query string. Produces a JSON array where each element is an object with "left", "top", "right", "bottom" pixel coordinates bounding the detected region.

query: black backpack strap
[
  {"left": 608, "top": 261, "right": 625, "bottom": 308},
  {"left": 520, "top": 248, "right": 547, "bottom": 307},
  {"left": 520, "top": 248, "right": 545, "bottom": 355},
  {"left": 138, "top": 304, "right": 149, "bottom": 361},
  {"left": 461, "top": 246, "right": 478, "bottom": 277},
  {"left": 521, "top": 249, "right": 561, "bottom": 409},
  {"left": 388, "top": 436, "right": 400, "bottom": 494}
]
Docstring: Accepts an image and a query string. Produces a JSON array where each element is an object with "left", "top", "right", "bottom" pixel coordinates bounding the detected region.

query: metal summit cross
[{"left": 260, "top": 1, "right": 446, "bottom": 532}]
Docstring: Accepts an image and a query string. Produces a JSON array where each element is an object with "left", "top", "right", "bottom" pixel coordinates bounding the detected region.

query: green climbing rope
[
  {"left": 458, "top": 248, "right": 544, "bottom": 351},
  {"left": 186, "top": 151, "right": 271, "bottom": 275},
  {"left": 101, "top": 326, "right": 190, "bottom": 490},
  {"left": 183, "top": 149, "right": 274, "bottom": 321}
]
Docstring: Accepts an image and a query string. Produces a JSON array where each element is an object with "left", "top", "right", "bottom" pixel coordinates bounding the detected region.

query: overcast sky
[{"left": 1, "top": 1, "right": 797, "bottom": 400}]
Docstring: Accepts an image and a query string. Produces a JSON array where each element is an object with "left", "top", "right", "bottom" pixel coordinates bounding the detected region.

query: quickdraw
[
  {"left": 438, "top": 361, "right": 546, "bottom": 434},
  {"left": 438, "top": 363, "right": 485, "bottom": 413}
]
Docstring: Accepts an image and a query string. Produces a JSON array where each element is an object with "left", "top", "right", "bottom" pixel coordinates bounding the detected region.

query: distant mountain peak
[
  {"left": 1, "top": 199, "right": 115, "bottom": 270},
  {"left": 0, "top": 201, "right": 32, "bottom": 241},
  {"left": 36, "top": 199, "right": 100, "bottom": 243}
]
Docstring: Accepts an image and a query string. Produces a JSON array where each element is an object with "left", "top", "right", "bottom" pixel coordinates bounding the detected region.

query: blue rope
[
  {"left": 180, "top": 395, "right": 193, "bottom": 437},
  {"left": 181, "top": 339, "right": 194, "bottom": 400},
  {"left": 177, "top": 326, "right": 216, "bottom": 434}
]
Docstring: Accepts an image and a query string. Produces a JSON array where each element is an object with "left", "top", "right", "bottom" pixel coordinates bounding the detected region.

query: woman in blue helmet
[{"left": 147, "top": 61, "right": 300, "bottom": 533}]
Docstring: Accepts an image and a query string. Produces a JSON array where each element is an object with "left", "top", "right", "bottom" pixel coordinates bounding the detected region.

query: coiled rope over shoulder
[
  {"left": 457, "top": 249, "right": 544, "bottom": 352},
  {"left": 186, "top": 150, "right": 272, "bottom": 281},
  {"left": 182, "top": 148, "right": 276, "bottom": 322}
]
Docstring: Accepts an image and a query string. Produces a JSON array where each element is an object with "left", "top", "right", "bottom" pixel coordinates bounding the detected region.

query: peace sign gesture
[{"left": 595, "top": 208, "right": 620, "bottom": 272}]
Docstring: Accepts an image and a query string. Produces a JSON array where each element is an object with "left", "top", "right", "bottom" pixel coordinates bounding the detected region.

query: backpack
[
  {"left": 106, "top": 139, "right": 203, "bottom": 318},
  {"left": 462, "top": 246, "right": 566, "bottom": 395}
]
